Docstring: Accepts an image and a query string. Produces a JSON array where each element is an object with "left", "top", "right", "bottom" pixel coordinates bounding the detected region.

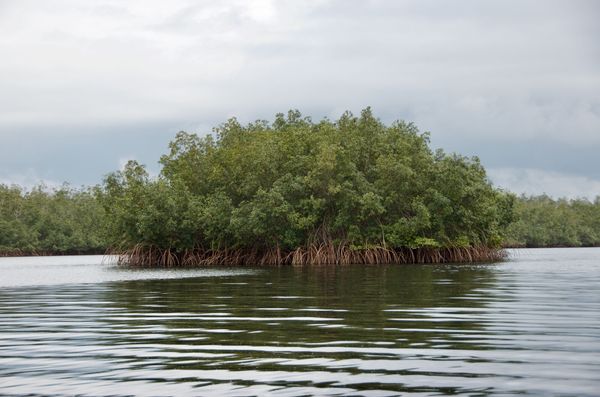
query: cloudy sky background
[{"left": 1, "top": 0, "right": 599, "bottom": 198}]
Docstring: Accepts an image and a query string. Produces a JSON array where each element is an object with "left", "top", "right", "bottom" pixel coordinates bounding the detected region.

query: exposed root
[{"left": 111, "top": 243, "right": 507, "bottom": 267}]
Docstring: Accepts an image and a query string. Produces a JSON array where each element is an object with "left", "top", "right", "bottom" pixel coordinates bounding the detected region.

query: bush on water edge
[{"left": 99, "top": 109, "right": 513, "bottom": 265}]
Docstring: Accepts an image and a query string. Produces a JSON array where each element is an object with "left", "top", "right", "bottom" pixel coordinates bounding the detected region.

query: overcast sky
[{"left": 1, "top": 0, "right": 599, "bottom": 198}]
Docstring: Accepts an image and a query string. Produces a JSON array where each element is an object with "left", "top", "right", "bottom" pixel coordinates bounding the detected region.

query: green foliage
[
  {"left": 0, "top": 184, "right": 107, "bottom": 254},
  {"left": 505, "top": 195, "right": 600, "bottom": 247},
  {"left": 100, "top": 109, "right": 514, "bottom": 253}
]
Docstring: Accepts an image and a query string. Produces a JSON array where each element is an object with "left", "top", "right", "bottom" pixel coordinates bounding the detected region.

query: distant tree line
[
  {"left": 3, "top": 185, "right": 597, "bottom": 257},
  {"left": 0, "top": 184, "right": 106, "bottom": 256},
  {"left": 1, "top": 110, "right": 598, "bottom": 261},
  {"left": 504, "top": 195, "right": 600, "bottom": 247}
]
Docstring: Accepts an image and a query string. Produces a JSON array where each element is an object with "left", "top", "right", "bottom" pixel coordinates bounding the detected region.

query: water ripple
[{"left": 1, "top": 248, "right": 599, "bottom": 396}]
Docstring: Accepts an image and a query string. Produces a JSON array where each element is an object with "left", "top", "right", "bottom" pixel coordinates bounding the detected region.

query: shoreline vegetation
[
  {"left": 110, "top": 244, "right": 507, "bottom": 267},
  {"left": 100, "top": 109, "right": 513, "bottom": 266},
  {"left": 1, "top": 109, "right": 599, "bottom": 264}
]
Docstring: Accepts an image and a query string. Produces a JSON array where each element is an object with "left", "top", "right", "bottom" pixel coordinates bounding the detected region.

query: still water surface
[{"left": 1, "top": 248, "right": 599, "bottom": 396}]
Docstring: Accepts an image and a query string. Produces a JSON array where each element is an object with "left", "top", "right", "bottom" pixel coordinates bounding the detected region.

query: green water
[{"left": 0, "top": 248, "right": 599, "bottom": 396}]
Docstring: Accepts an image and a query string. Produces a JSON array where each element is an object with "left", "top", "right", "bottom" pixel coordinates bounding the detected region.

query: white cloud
[
  {"left": 0, "top": 169, "right": 63, "bottom": 191},
  {"left": 488, "top": 167, "right": 600, "bottom": 199}
]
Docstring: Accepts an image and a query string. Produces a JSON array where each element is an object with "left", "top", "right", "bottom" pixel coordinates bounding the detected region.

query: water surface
[{"left": 1, "top": 248, "right": 599, "bottom": 396}]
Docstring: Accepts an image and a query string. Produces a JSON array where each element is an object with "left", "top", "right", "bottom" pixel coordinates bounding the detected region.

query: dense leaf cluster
[
  {"left": 99, "top": 109, "right": 513, "bottom": 253},
  {"left": 0, "top": 184, "right": 106, "bottom": 255},
  {"left": 505, "top": 195, "right": 600, "bottom": 247}
]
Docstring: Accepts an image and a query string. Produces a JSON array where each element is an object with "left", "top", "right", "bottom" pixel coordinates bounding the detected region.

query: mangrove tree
[{"left": 99, "top": 109, "right": 514, "bottom": 265}]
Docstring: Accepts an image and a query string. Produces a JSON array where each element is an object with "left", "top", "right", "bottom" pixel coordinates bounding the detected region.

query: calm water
[{"left": 0, "top": 249, "right": 599, "bottom": 396}]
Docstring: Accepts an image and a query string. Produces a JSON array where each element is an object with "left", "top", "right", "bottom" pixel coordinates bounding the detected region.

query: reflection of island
[{"left": 93, "top": 264, "right": 499, "bottom": 393}]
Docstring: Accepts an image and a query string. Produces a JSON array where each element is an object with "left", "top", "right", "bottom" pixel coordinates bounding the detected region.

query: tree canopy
[{"left": 98, "top": 109, "right": 514, "bottom": 264}]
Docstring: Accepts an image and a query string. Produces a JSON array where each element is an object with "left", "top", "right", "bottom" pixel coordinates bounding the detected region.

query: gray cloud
[
  {"left": 488, "top": 168, "right": 600, "bottom": 199},
  {"left": 0, "top": 0, "right": 598, "bottom": 196}
]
